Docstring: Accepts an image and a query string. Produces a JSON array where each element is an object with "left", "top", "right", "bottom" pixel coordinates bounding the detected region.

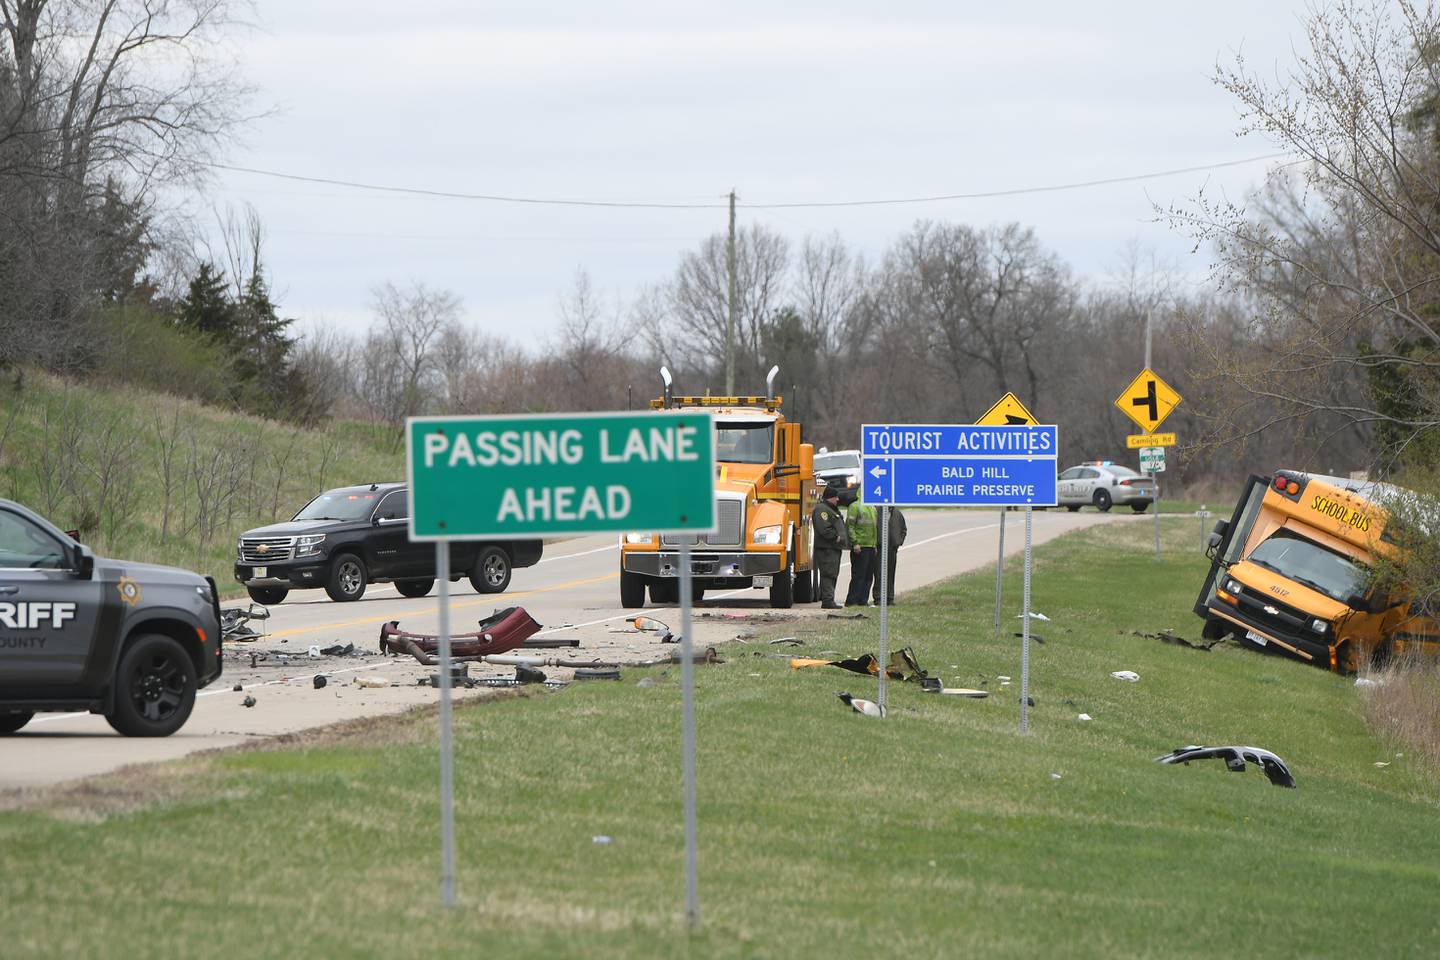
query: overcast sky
[{"left": 205, "top": 2, "right": 1317, "bottom": 347}]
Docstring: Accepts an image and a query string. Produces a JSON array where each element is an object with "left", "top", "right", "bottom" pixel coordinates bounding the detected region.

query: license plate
[
  {"left": 252, "top": 566, "right": 267, "bottom": 579},
  {"left": 1245, "top": 629, "right": 1268, "bottom": 647},
  {"left": 753, "top": 576, "right": 772, "bottom": 588}
]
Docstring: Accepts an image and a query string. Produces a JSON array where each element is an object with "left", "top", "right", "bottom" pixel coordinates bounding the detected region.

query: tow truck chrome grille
[
  {"left": 240, "top": 537, "right": 295, "bottom": 563},
  {"left": 661, "top": 498, "right": 744, "bottom": 548}
]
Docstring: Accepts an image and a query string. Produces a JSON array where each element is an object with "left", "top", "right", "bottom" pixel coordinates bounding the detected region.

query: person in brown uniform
[{"left": 811, "top": 486, "right": 850, "bottom": 608}]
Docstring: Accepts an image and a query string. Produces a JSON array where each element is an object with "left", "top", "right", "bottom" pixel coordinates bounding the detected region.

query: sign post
[
  {"left": 407, "top": 411, "right": 716, "bottom": 918},
  {"left": 1116, "top": 369, "right": 1182, "bottom": 564},
  {"left": 974, "top": 393, "right": 1040, "bottom": 634},
  {"left": 861, "top": 423, "right": 1057, "bottom": 728}
]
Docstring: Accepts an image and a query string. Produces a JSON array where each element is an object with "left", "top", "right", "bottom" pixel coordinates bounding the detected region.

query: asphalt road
[{"left": 1, "top": 508, "right": 1118, "bottom": 789}]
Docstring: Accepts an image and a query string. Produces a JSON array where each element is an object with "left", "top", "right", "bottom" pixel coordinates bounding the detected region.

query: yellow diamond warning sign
[
  {"left": 975, "top": 392, "right": 1039, "bottom": 426},
  {"left": 1115, "top": 368, "right": 1181, "bottom": 434}
]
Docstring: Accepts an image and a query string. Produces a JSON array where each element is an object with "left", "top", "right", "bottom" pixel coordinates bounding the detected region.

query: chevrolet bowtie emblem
[
  {"left": 257, "top": 543, "right": 269, "bottom": 554},
  {"left": 1263, "top": 604, "right": 1279, "bottom": 616}
]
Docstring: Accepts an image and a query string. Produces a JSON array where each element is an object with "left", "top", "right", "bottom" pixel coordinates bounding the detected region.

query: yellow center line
[{"left": 266, "top": 572, "right": 619, "bottom": 640}]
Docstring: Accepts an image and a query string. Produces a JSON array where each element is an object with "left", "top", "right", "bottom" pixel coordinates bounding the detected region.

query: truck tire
[
  {"left": 326, "top": 553, "right": 368, "bottom": 602},
  {"left": 1130, "top": 502, "right": 1149, "bottom": 513},
  {"left": 1093, "top": 489, "right": 1112, "bottom": 512},
  {"left": 469, "top": 546, "right": 512, "bottom": 593},
  {"left": 770, "top": 563, "right": 794, "bottom": 609},
  {"left": 793, "top": 564, "right": 816, "bottom": 603},
  {"left": 247, "top": 585, "right": 288, "bottom": 605},
  {"left": 620, "top": 570, "right": 646, "bottom": 608},
  {"left": 105, "top": 634, "right": 197, "bottom": 737},
  {"left": 0, "top": 710, "right": 34, "bottom": 735},
  {"left": 650, "top": 579, "right": 676, "bottom": 604},
  {"left": 396, "top": 578, "right": 434, "bottom": 598}
]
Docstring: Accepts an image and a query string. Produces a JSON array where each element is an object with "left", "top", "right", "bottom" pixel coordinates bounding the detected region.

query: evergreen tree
[{"left": 179, "top": 262, "right": 237, "bottom": 340}]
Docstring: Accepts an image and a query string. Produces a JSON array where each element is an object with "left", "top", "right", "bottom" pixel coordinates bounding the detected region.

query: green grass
[
  {"left": 0, "top": 368, "right": 402, "bottom": 596},
  {"left": 2, "top": 519, "right": 1437, "bottom": 958}
]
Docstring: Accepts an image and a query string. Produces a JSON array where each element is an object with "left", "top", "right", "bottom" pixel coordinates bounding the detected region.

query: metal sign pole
[
  {"left": 1153, "top": 471, "right": 1161, "bottom": 561},
  {"left": 436, "top": 543, "right": 456, "bottom": 908},
  {"left": 1019, "top": 507, "right": 1033, "bottom": 734},
  {"left": 878, "top": 508, "right": 890, "bottom": 714},
  {"left": 993, "top": 508, "right": 1007, "bottom": 633},
  {"left": 677, "top": 540, "right": 700, "bottom": 930}
]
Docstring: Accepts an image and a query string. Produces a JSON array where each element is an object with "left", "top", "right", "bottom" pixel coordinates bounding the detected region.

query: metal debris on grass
[{"left": 1155, "top": 745, "right": 1296, "bottom": 788}]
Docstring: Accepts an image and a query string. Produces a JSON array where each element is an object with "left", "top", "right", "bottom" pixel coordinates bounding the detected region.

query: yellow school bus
[{"left": 1195, "top": 469, "right": 1440, "bottom": 673}]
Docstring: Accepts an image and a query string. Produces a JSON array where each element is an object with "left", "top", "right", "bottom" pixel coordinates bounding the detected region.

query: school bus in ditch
[{"left": 1195, "top": 469, "right": 1440, "bottom": 673}]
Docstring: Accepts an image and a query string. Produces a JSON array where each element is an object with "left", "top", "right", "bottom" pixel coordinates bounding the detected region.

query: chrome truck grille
[
  {"left": 240, "top": 537, "right": 295, "bottom": 563},
  {"left": 662, "top": 498, "right": 744, "bottom": 548}
]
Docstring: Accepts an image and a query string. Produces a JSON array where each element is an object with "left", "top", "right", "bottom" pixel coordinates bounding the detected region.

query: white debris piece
[{"left": 1110, "top": 670, "right": 1140, "bottom": 682}]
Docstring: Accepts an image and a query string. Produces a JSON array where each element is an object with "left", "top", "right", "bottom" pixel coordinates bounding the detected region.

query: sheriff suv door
[{"left": 0, "top": 506, "right": 102, "bottom": 686}]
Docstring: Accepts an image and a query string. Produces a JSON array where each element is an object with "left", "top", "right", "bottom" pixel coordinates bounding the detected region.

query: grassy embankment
[
  {"left": 2, "top": 519, "right": 1436, "bottom": 958},
  {"left": 0, "top": 369, "right": 402, "bottom": 596}
]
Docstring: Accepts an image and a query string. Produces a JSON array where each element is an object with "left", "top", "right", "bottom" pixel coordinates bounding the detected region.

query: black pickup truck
[{"left": 233, "top": 482, "right": 543, "bottom": 604}]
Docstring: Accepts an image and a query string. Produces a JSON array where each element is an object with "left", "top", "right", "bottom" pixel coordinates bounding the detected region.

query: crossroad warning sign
[
  {"left": 1115, "top": 368, "right": 1181, "bottom": 434},
  {"left": 975, "top": 392, "right": 1039, "bottom": 426}
]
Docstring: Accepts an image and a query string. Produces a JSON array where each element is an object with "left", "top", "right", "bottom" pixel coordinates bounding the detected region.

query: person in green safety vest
[{"left": 845, "top": 488, "right": 878, "bottom": 607}]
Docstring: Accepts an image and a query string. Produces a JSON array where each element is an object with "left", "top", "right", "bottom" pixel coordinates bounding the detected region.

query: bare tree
[{"left": 358, "top": 281, "right": 461, "bottom": 433}]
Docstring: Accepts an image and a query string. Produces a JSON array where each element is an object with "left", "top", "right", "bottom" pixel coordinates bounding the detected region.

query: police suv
[{"left": 0, "top": 499, "right": 222, "bottom": 737}]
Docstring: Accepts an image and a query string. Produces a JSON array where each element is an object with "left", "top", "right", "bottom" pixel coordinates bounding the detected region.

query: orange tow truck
[
  {"left": 1196, "top": 469, "right": 1440, "bottom": 672},
  {"left": 619, "top": 367, "right": 821, "bottom": 609}
]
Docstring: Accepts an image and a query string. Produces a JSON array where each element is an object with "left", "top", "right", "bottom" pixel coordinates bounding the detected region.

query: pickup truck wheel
[
  {"left": 396, "top": 578, "right": 434, "bottom": 598},
  {"left": 326, "top": 554, "right": 368, "bottom": 602},
  {"left": 769, "top": 563, "right": 794, "bottom": 609},
  {"left": 1093, "top": 489, "right": 1113, "bottom": 512},
  {"left": 0, "top": 710, "right": 34, "bottom": 734},
  {"left": 620, "top": 570, "right": 646, "bottom": 608},
  {"left": 247, "top": 585, "right": 288, "bottom": 605},
  {"left": 469, "top": 547, "right": 512, "bottom": 593},
  {"left": 105, "top": 634, "right": 197, "bottom": 737}
]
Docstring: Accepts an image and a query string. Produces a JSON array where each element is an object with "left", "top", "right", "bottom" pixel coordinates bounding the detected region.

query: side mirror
[{"left": 74, "top": 544, "right": 95, "bottom": 579}]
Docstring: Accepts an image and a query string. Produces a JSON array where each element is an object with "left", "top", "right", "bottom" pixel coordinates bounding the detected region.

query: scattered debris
[
  {"left": 790, "top": 647, "right": 933, "bottom": 684},
  {"left": 1049, "top": 772, "right": 1062, "bottom": 780},
  {"left": 575, "top": 667, "right": 621, "bottom": 681},
  {"left": 1355, "top": 677, "right": 1383, "bottom": 688},
  {"left": 1020, "top": 695, "right": 1036, "bottom": 707},
  {"left": 355, "top": 676, "right": 389, "bottom": 689},
  {"left": 1133, "top": 629, "right": 1224, "bottom": 651},
  {"left": 997, "top": 675, "right": 1012, "bottom": 682},
  {"left": 241, "top": 695, "right": 256, "bottom": 708},
  {"left": 313, "top": 675, "right": 327, "bottom": 689},
  {"left": 1013, "top": 632, "right": 1046, "bottom": 645},
  {"left": 232, "top": 683, "right": 243, "bottom": 692},
  {"left": 319, "top": 642, "right": 355, "bottom": 656},
  {"left": 1017, "top": 611, "right": 1051, "bottom": 622},
  {"left": 769, "top": 637, "right": 803, "bottom": 646},
  {"left": 515, "top": 665, "right": 547, "bottom": 685},
  {"left": 1154, "top": 745, "right": 1296, "bottom": 788},
  {"left": 1110, "top": 670, "right": 1141, "bottom": 682},
  {"left": 1077, "top": 713, "right": 1092, "bottom": 721},
  {"left": 827, "top": 612, "right": 868, "bottom": 620},
  {"left": 380, "top": 607, "right": 542, "bottom": 664},
  {"left": 521, "top": 636, "right": 579, "bottom": 649},
  {"left": 836, "top": 691, "right": 885, "bottom": 718},
  {"left": 735, "top": 630, "right": 758, "bottom": 641},
  {"left": 1374, "top": 761, "right": 1391, "bottom": 768},
  {"left": 628, "top": 616, "right": 669, "bottom": 633},
  {"left": 934, "top": 687, "right": 987, "bottom": 698},
  {"left": 592, "top": 835, "right": 613, "bottom": 845},
  {"left": 308, "top": 645, "right": 323, "bottom": 659}
]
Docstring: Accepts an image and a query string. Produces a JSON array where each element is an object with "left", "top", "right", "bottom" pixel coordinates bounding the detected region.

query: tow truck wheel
[
  {"left": 469, "top": 546, "right": 512, "bottom": 593},
  {"left": 396, "top": 578, "right": 434, "bottom": 598},
  {"left": 106, "top": 634, "right": 197, "bottom": 737},
  {"left": 0, "top": 711, "right": 34, "bottom": 734},
  {"left": 326, "top": 553, "right": 368, "bottom": 602},
  {"left": 1093, "top": 489, "right": 1113, "bottom": 512},
  {"left": 247, "top": 585, "right": 288, "bottom": 605},
  {"left": 650, "top": 579, "right": 676, "bottom": 604},
  {"left": 794, "top": 565, "right": 816, "bottom": 603},
  {"left": 770, "top": 563, "right": 795, "bottom": 609},
  {"left": 620, "top": 570, "right": 646, "bottom": 608}
]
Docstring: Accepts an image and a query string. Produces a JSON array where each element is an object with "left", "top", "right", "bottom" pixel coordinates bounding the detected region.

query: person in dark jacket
[
  {"left": 872, "top": 506, "right": 907, "bottom": 605},
  {"left": 811, "top": 486, "right": 850, "bottom": 608}
]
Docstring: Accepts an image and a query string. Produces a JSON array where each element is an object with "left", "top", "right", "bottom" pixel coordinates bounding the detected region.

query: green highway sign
[{"left": 407, "top": 411, "right": 716, "bottom": 540}]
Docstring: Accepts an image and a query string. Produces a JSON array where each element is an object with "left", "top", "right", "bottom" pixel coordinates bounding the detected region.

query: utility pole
[{"left": 726, "top": 189, "right": 737, "bottom": 395}]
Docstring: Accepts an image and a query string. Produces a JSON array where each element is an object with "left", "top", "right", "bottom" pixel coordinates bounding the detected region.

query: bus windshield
[
  {"left": 1246, "top": 529, "right": 1369, "bottom": 603},
  {"left": 715, "top": 422, "right": 775, "bottom": 464}
]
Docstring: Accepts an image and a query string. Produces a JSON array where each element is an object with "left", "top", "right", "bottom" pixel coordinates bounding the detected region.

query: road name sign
[
  {"left": 860, "top": 424, "right": 1058, "bottom": 507},
  {"left": 1139, "top": 446, "right": 1166, "bottom": 473},
  {"left": 975, "top": 392, "right": 1039, "bottom": 427},
  {"left": 1115, "top": 368, "right": 1182, "bottom": 434},
  {"left": 407, "top": 411, "right": 716, "bottom": 540},
  {"left": 1126, "top": 432, "right": 1177, "bottom": 449}
]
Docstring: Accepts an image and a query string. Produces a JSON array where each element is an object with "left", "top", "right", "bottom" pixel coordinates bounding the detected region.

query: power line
[{"left": 207, "top": 152, "right": 1294, "bottom": 211}]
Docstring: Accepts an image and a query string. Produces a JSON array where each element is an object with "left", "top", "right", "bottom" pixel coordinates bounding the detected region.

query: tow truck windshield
[
  {"left": 715, "top": 422, "right": 775, "bottom": 464},
  {"left": 1246, "top": 530, "right": 1368, "bottom": 602}
]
